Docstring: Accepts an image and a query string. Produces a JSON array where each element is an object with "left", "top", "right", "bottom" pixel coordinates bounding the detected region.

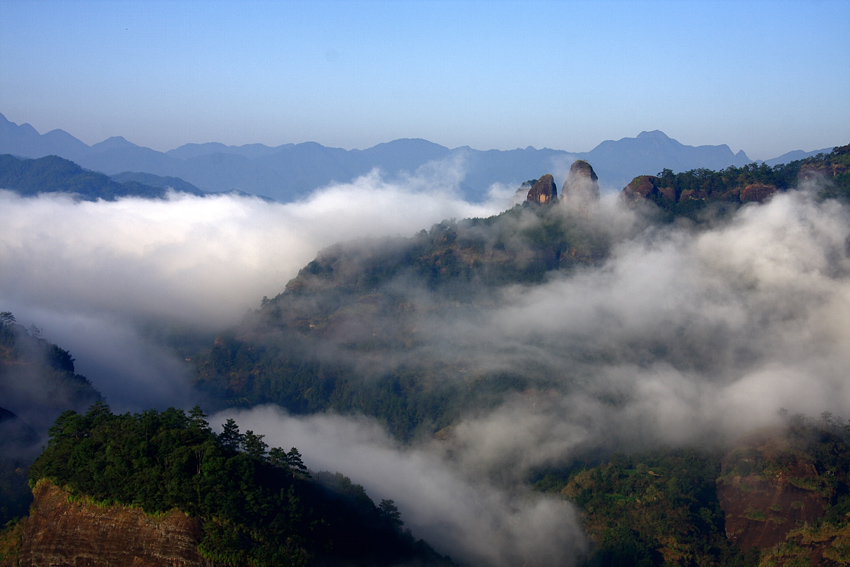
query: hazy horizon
[{"left": 2, "top": 0, "right": 847, "bottom": 161}]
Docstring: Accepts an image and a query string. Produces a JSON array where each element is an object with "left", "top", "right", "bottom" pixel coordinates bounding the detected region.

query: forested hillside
[
  {"left": 194, "top": 199, "right": 612, "bottom": 440},
  {"left": 3, "top": 404, "right": 451, "bottom": 567},
  {"left": 3, "top": 145, "right": 849, "bottom": 566},
  {"left": 0, "top": 312, "right": 103, "bottom": 527},
  {"left": 194, "top": 145, "right": 850, "bottom": 441},
  {"left": 623, "top": 144, "right": 850, "bottom": 220},
  {"left": 187, "top": 146, "right": 850, "bottom": 564},
  {"left": 549, "top": 413, "right": 850, "bottom": 567}
]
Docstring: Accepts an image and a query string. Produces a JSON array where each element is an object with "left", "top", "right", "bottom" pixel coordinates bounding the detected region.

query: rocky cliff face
[
  {"left": 525, "top": 173, "right": 557, "bottom": 204},
  {"left": 739, "top": 182, "right": 777, "bottom": 203},
  {"left": 621, "top": 175, "right": 777, "bottom": 205},
  {"left": 561, "top": 160, "right": 600, "bottom": 211},
  {"left": 716, "top": 431, "right": 831, "bottom": 552},
  {"left": 11, "top": 480, "right": 219, "bottom": 567}
]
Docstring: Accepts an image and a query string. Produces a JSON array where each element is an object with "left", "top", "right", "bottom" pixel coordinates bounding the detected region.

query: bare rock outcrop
[
  {"left": 739, "top": 182, "right": 777, "bottom": 203},
  {"left": 15, "top": 480, "right": 220, "bottom": 567},
  {"left": 621, "top": 175, "right": 659, "bottom": 200},
  {"left": 561, "top": 160, "right": 600, "bottom": 210},
  {"left": 525, "top": 174, "right": 557, "bottom": 204},
  {"left": 717, "top": 433, "right": 829, "bottom": 553}
]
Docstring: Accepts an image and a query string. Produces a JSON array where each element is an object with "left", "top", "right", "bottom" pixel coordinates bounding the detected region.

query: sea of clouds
[{"left": 2, "top": 163, "right": 849, "bottom": 566}]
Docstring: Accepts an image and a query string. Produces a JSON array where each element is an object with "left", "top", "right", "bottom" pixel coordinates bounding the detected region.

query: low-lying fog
[{"left": 2, "top": 161, "right": 849, "bottom": 566}]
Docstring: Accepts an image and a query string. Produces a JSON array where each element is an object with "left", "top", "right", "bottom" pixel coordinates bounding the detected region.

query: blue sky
[{"left": 1, "top": 0, "right": 848, "bottom": 160}]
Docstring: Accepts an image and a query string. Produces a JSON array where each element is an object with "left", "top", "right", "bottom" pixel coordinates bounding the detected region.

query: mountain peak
[
  {"left": 90, "top": 136, "right": 139, "bottom": 152},
  {"left": 637, "top": 130, "right": 670, "bottom": 140}
]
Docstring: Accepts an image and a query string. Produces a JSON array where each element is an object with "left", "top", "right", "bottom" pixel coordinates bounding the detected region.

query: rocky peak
[
  {"left": 561, "top": 160, "right": 600, "bottom": 211},
  {"left": 525, "top": 174, "right": 557, "bottom": 204}
]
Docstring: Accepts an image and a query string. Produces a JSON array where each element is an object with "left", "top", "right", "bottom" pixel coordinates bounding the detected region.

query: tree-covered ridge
[
  {"left": 555, "top": 447, "right": 761, "bottom": 567},
  {"left": 0, "top": 311, "right": 102, "bottom": 444},
  {"left": 0, "top": 312, "right": 104, "bottom": 527},
  {"left": 532, "top": 414, "right": 850, "bottom": 567},
  {"left": 282, "top": 202, "right": 609, "bottom": 299},
  {"left": 0, "top": 154, "right": 201, "bottom": 200},
  {"left": 194, "top": 203, "right": 610, "bottom": 440},
  {"left": 192, "top": 144, "right": 850, "bottom": 442},
  {"left": 623, "top": 144, "right": 850, "bottom": 220},
  {"left": 26, "top": 404, "right": 451, "bottom": 567}
]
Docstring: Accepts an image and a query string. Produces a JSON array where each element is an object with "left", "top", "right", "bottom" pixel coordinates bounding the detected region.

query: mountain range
[
  {"left": 2, "top": 142, "right": 850, "bottom": 566},
  {"left": 0, "top": 112, "right": 831, "bottom": 201}
]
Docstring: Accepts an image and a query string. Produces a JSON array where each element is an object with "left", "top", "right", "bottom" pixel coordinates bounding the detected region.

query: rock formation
[
  {"left": 525, "top": 174, "right": 557, "bottom": 204},
  {"left": 622, "top": 175, "right": 778, "bottom": 205},
  {"left": 739, "top": 182, "right": 777, "bottom": 203},
  {"left": 561, "top": 160, "right": 600, "bottom": 211},
  {"left": 716, "top": 432, "right": 830, "bottom": 554},
  {"left": 10, "top": 480, "right": 220, "bottom": 567}
]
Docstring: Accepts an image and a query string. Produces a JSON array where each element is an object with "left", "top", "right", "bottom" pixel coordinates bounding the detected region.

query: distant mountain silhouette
[
  {"left": 0, "top": 154, "right": 204, "bottom": 200},
  {"left": 581, "top": 130, "right": 750, "bottom": 187},
  {"left": 1, "top": 111, "right": 827, "bottom": 202},
  {"left": 764, "top": 147, "right": 833, "bottom": 167},
  {"left": 0, "top": 113, "right": 89, "bottom": 160}
]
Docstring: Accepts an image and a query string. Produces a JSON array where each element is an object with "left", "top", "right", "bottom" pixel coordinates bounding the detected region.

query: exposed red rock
[
  {"left": 739, "top": 182, "right": 776, "bottom": 203},
  {"left": 717, "top": 433, "right": 829, "bottom": 552},
  {"left": 680, "top": 188, "right": 708, "bottom": 201},
  {"left": 657, "top": 185, "right": 676, "bottom": 202},
  {"left": 526, "top": 174, "right": 557, "bottom": 204},
  {"left": 621, "top": 175, "right": 659, "bottom": 200},
  {"left": 15, "top": 480, "right": 219, "bottom": 567},
  {"left": 562, "top": 160, "right": 600, "bottom": 209}
]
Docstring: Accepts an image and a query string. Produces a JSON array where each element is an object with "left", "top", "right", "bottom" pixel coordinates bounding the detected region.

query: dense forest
[
  {"left": 2, "top": 145, "right": 850, "bottom": 565},
  {"left": 624, "top": 144, "right": 850, "bottom": 220},
  {"left": 531, "top": 412, "right": 850, "bottom": 566},
  {"left": 14, "top": 404, "right": 451, "bottom": 567},
  {"left": 193, "top": 199, "right": 611, "bottom": 441},
  {"left": 194, "top": 145, "right": 850, "bottom": 441}
]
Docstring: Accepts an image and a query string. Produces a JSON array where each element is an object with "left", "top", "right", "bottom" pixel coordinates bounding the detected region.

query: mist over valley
[{"left": 1, "top": 123, "right": 850, "bottom": 566}]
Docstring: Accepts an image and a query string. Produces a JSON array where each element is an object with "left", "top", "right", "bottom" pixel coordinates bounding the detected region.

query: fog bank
[{"left": 0, "top": 168, "right": 509, "bottom": 410}]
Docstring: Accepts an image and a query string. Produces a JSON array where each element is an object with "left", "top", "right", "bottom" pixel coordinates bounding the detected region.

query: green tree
[
  {"left": 286, "top": 447, "right": 310, "bottom": 478},
  {"left": 242, "top": 430, "right": 268, "bottom": 460},
  {"left": 218, "top": 418, "right": 242, "bottom": 452}
]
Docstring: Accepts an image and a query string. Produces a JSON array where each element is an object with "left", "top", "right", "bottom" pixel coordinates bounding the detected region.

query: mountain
[
  {"left": 193, "top": 190, "right": 614, "bottom": 439},
  {"left": 582, "top": 130, "right": 751, "bottom": 188},
  {"left": 4, "top": 149, "right": 850, "bottom": 565},
  {"left": 109, "top": 171, "right": 205, "bottom": 195},
  {"left": 555, "top": 414, "right": 850, "bottom": 566},
  {"left": 5, "top": 111, "right": 827, "bottom": 202},
  {"left": 0, "top": 154, "right": 204, "bottom": 200},
  {"left": 0, "top": 114, "right": 89, "bottom": 161},
  {"left": 166, "top": 141, "right": 284, "bottom": 160},
  {"left": 622, "top": 144, "right": 850, "bottom": 219},
  {"left": 4, "top": 406, "right": 454, "bottom": 567},
  {"left": 0, "top": 312, "right": 104, "bottom": 527},
  {"left": 0, "top": 313, "right": 103, "bottom": 441},
  {"left": 764, "top": 147, "right": 833, "bottom": 167},
  {"left": 193, "top": 148, "right": 850, "bottom": 441},
  {"left": 190, "top": 151, "right": 850, "bottom": 566}
]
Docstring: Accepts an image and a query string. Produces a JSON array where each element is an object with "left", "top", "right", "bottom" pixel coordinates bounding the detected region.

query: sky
[{"left": 1, "top": 0, "right": 848, "bottom": 161}]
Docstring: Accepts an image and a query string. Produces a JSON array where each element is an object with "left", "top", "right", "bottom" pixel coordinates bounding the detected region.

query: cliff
[
  {"left": 717, "top": 431, "right": 831, "bottom": 552},
  {"left": 561, "top": 160, "right": 600, "bottom": 212},
  {"left": 619, "top": 144, "right": 850, "bottom": 217},
  {"left": 525, "top": 173, "right": 557, "bottom": 204},
  {"left": 5, "top": 479, "right": 219, "bottom": 567}
]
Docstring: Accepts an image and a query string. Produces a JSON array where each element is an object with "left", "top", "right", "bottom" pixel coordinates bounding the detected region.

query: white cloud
[
  {"left": 0, "top": 167, "right": 508, "bottom": 410},
  {"left": 214, "top": 406, "right": 587, "bottom": 567}
]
